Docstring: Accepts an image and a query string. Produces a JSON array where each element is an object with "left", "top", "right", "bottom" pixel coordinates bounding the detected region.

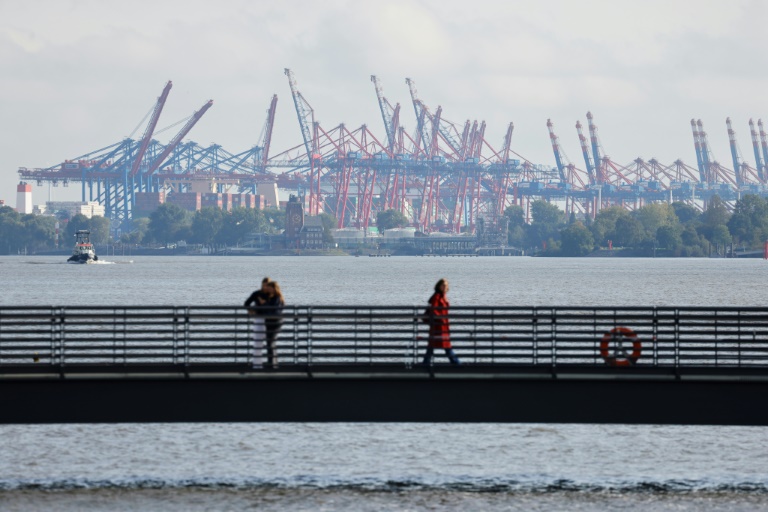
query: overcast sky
[{"left": 2, "top": 0, "right": 767, "bottom": 206}]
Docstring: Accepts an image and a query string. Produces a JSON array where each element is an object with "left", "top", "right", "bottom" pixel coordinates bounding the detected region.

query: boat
[{"left": 67, "top": 230, "right": 98, "bottom": 264}]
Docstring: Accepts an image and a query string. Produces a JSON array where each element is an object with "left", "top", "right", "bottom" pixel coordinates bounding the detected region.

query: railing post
[{"left": 59, "top": 307, "right": 66, "bottom": 369}]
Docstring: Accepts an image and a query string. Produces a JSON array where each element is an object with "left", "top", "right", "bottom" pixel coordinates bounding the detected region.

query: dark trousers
[
  {"left": 265, "top": 319, "right": 282, "bottom": 367},
  {"left": 423, "top": 347, "right": 460, "bottom": 365}
]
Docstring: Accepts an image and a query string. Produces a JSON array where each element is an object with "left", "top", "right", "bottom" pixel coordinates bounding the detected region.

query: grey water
[{"left": 2, "top": 255, "right": 768, "bottom": 511}]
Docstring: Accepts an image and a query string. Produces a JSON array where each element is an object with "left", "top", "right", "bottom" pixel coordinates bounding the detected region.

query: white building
[{"left": 45, "top": 201, "right": 105, "bottom": 219}]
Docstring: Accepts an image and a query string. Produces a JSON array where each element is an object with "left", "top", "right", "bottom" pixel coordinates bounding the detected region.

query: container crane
[
  {"left": 749, "top": 119, "right": 765, "bottom": 182},
  {"left": 130, "top": 81, "right": 172, "bottom": 177},
  {"left": 285, "top": 68, "right": 322, "bottom": 214},
  {"left": 575, "top": 121, "right": 595, "bottom": 185}
]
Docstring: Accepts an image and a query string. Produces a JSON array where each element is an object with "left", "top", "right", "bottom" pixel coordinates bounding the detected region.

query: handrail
[{"left": 1, "top": 305, "right": 768, "bottom": 371}]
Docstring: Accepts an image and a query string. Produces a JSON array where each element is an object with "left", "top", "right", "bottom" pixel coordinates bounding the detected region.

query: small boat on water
[{"left": 67, "top": 230, "right": 98, "bottom": 264}]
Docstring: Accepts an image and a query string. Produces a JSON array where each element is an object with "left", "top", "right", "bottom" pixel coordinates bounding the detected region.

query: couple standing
[{"left": 244, "top": 277, "right": 284, "bottom": 368}]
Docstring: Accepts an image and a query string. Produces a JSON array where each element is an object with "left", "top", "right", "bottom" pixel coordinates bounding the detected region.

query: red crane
[
  {"left": 130, "top": 81, "right": 172, "bottom": 176},
  {"left": 145, "top": 100, "right": 213, "bottom": 176},
  {"left": 260, "top": 95, "right": 278, "bottom": 169}
]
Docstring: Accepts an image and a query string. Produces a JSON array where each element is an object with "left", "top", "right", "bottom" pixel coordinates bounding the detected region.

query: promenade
[{"left": 2, "top": 305, "right": 768, "bottom": 425}]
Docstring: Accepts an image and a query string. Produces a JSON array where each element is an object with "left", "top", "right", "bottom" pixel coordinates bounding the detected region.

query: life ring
[{"left": 600, "top": 327, "right": 641, "bottom": 366}]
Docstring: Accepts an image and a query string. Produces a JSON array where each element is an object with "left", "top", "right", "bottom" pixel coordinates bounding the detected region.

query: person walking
[
  {"left": 423, "top": 278, "right": 460, "bottom": 366},
  {"left": 263, "top": 280, "right": 285, "bottom": 368},
  {"left": 244, "top": 277, "right": 270, "bottom": 368}
]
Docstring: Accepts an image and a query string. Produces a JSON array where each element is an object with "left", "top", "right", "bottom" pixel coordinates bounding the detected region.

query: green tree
[
  {"left": 700, "top": 195, "right": 731, "bottom": 241},
  {"left": 711, "top": 224, "right": 732, "bottom": 250},
  {"left": 591, "top": 206, "right": 630, "bottom": 247},
  {"left": 88, "top": 216, "right": 111, "bottom": 245},
  {"left": 671, "top": 202, "right": 700, "bottom": 225},
  {"left": 526, "top": 200, "right": 565, "bottom": 251},
  {"left": 727, "top": 194, "right": 768, "bottom": 247},
  {"left": 120, "top": 218, "right": 149, "bottom": 245},
  {"left": 318, "top": 213, "right": 337, "bottom": 244},
  {"left": 216, "top": 208, "right": 267, "bottom": 245},
  {"left": 635, "top": 203, "right": 677, "bottom": 238},
  {"left": 613, "top": 216, "right": 645, "bottom": 247},
  {"left": 147, "top": 204, "right": 191, "bottom": 245},
  {"left": 560, "top": 221, "right": 594, "bottom": 256},
  {"left": 263, "top": 208, "right": 285, "bottom": 233},
  {"left": 503, "top": 205, "right": 526, "bottom": 228},
  {"left": 190, "top": 207, "right": 224, "bottom": 244},
  {"left": 64, "top": 214, "right": 91, "bottom": 242},
  {"left": 377, "top": 209, "right": 409, "bottom": 231},
  {"left": 656, "top": 224, "right": 682, "bottom": 250}
]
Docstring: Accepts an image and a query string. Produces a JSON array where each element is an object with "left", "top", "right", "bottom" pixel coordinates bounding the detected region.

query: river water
[{"left": 1, "top": 255, "right": 768, "bottom": 511}]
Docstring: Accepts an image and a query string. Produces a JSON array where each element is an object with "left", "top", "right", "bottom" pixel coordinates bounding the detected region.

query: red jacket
[{"left": 427, "top": 292, "right": 451, "bottom": 348}]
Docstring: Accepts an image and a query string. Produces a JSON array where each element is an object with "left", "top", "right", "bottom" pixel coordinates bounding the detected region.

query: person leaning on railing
[
  {"left": 244, "top": 277, "right": 270, "bottom": 368},
  {"left": 262, "top": 280, "right": 285, "bottom": 369},
  {"left": 422, "top": 278, "right": 460, "bottom": 366}
]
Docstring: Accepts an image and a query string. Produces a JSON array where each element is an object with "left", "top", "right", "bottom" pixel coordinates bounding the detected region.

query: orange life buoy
[{"left": 600, "top": 327, "right": 641, "bottom": 366}]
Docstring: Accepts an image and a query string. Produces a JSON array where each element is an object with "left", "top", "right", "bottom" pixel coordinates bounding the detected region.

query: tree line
[{"left": 505, "top": 194, "right": 768, "bottom": 257}]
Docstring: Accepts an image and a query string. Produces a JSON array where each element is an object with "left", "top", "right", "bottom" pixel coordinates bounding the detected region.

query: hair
[
  {"left": 434, "top": 278, "right": 448, "bottom": 293},
  {"left": 268, "top": 280, "right": 284, "bottom": 303},
  {"left": 262, "top": 277, "right": 270, "bottom": 284}
]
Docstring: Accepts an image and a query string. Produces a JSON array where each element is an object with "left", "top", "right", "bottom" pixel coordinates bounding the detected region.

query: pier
[{"left": 2, "top": 305, "right": 768, "bottom": 425}]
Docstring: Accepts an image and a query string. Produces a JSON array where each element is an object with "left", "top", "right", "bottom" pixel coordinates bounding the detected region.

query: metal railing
[{"left": 1, "top": 306, "right": 768, "bottom": 371}]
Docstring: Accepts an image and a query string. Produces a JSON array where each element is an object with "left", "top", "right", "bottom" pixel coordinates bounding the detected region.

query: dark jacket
[{"left": 244, "top": 290, "right": 269, "bottom": 314}]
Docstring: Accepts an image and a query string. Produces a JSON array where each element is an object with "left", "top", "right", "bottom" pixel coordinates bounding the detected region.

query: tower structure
[{"left": 16, "top": 182, "right": 32, "bottom": 214}]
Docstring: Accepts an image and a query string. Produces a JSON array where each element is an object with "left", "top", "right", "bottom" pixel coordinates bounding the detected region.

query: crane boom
[
  {"left": 759, "top": 120, "right": 768, "bottom": 177},
  {"left": 146, "top": 100, "right": 213, "bottom": 175},
  {"left": 131, "top": 80, "right": 172, "bottom": 176},
  {"left": 285, "top": 68, "right": 316, "bottom": 161},
  {"left": 749, "top": 119, "right": 764, "bottom": 181},
  {"left": 576, "top": 121, "right": 595, "bottom": 184},
  {"left": 586, "top": 112, "right": 602, "bottom": 183},
  {"left": 261, "top": 94, "right": 278, "bottom": 168},
  {"left": 371, "top": 75, "right": 397, "bottom": 151},
  {"left": 691, "top": 119, "right": 706, "bottom": 181},
  {"left": 726, "top": 117, "right": 742, "bottom": 186},
  {"left": 547, "top": 119, "right": 567, "bottom": 181}
]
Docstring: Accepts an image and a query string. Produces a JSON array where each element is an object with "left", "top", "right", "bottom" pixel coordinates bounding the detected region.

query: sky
[{"left": 1, "top": 0, "right": 767, "bottom": 207}]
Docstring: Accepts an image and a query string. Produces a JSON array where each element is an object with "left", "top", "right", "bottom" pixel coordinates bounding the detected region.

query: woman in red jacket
[{"left": 423, "top": 278, "right": 460, "bottom": 365}]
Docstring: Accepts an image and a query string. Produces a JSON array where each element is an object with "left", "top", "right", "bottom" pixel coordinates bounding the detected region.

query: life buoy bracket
[{"left": 600, "top": 327, "right": 641, "bottom": 366}]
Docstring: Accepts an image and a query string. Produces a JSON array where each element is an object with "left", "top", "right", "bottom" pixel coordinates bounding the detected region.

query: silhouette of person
[{"left": 423, "top": 278, "right": 460, "bottom": 365}]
